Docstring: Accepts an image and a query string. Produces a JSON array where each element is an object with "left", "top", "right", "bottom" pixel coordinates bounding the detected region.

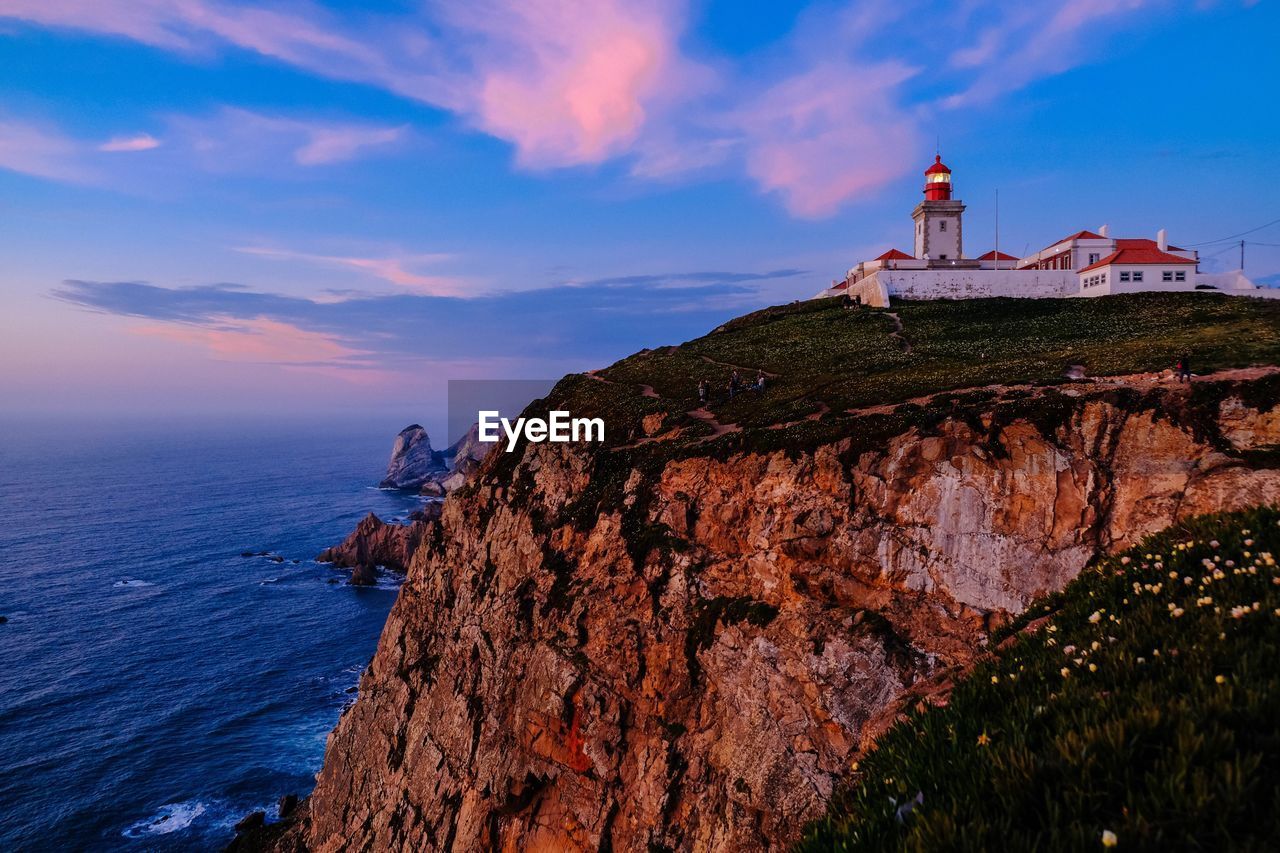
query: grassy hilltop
[{"left": 526, "top": 292, "right": 1280, "bottom": 463}]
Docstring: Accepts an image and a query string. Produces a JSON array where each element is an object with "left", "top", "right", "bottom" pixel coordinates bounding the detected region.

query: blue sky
[{"left": 1, "top": 0, "right": 1277, "bottom": 428}]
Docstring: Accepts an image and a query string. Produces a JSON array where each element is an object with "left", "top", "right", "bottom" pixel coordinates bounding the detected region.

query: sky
[{"left": 1, "top": 0, "right": 1278, "bottom": 431}]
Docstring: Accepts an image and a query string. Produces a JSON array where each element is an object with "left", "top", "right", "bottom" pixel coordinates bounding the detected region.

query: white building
[{"left": 823, "top": 156, "right": 1275, "bottom": 305}]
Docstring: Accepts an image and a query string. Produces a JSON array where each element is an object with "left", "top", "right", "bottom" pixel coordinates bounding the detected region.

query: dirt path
[
  {"left": 766, "top": 400, "right": 830, "bottom": 431},
  {"left": 686, "top": 407, "right": 741, "bottom": 440},
  {"left": 586, "top": 369, "right": 659, "bottom": 398},
  {"left": 884, "top": 311, "right": 911, "bottom": 354}
]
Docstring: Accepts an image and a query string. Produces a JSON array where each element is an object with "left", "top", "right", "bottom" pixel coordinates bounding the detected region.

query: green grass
[
  {"left": 798, "top": 506, "right": 1280, "bottom": 852},
  {"left": 552, "top": 293, "right": 1280, "bottom": 457}
]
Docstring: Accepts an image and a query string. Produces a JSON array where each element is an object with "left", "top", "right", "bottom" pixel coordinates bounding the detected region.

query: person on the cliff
[
  {"left": 1177, "top": 354, "right": 1192, "bottom": 383},
  {"left": 755, "top": 371, "right": 766, "bottom": 392},
  {"left": 729, "top": 371, "right": 740, "bottom": 400},
  {"left": 698, "top": 379, "right": 709, "bottom": 405}
]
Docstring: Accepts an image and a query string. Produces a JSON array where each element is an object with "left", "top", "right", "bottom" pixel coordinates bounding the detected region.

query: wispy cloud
[
  {"left": 0, "top": 0, "right": 1228, "bottom": 214},
  {"left": 0, "top": 117, "right": 99, "bottom": 182},
  {"left": 98, "top": 133, "right": 162, "bottom": 152},
  {"left": 236, "top": 246, "right": 466, "bottom": 296},
  {"left": 168, "top": 108, "right": 407, "bottom": 170},
  {"left": 131, "top": 316, "right": 366, "bottom": 364},
  {"left": 734, "top": 59, "right": 920, "bottom": 218},
  {"left": 941, "top": 0, "right": 1166, "bottom": 108},
  {"left": 0, "top": 106, "right": 407, "bottom": 186},
  {"left": 50, "top": 270, "right": 805, "bottom": 370}
]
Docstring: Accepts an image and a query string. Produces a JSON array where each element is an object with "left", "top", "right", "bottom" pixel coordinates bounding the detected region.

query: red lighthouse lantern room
[{"left": 924, "top": 154, "right": 952, "bottom": 201}]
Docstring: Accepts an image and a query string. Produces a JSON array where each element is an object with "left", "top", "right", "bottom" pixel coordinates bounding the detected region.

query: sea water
[{"left": 0, "top": 417, "right": 423, "bottom": 850}]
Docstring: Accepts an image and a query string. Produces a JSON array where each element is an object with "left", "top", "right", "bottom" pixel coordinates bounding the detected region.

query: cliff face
[
  {"left": 380, "top": 425, "right": 445, "bottom": 490},
  {"left": 296, "top": 374, "right": 1280, "bottom": 852}
]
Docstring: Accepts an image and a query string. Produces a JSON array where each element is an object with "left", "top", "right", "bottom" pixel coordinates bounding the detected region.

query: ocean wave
[
  {"left": 112, "top": 579, "right": 154, "bottom": 588},
  {"left": 121, "top": 801, "right": 206, "bottom": 838}
]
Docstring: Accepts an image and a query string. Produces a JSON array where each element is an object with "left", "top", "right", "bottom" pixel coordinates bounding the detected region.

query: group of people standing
[{"left": 698, "top": 369, "right": 766, "bottom": 405}]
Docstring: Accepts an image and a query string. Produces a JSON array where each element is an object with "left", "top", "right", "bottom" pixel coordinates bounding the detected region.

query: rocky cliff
[
  {"left": 264, "top": 367, "right": 1280, "bottom": 852},
  {"left": 380, "top": 425, "right": 445, "bottom": 490}
]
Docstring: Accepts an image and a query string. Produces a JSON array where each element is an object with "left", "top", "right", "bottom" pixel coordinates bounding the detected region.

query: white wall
[
  {"left": 877, "top": 269, "right": 1078, "bottom": 301},
  {"left": 1197, "top": 270, "right": 1275, "bottom": 294},
  {"left": 1087, "top": 265, "right": 1196, "bottom": 296},
  {"left": 843, "top": 276, "right": 891, "bottom": 307}
]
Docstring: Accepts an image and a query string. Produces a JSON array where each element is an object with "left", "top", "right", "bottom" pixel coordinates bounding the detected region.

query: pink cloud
[
  {"left": 735, "top": 61, "right": 920, "bottom": 218},
  {"left": 131, "top": 316, "right": 364, "bottom": 365},
  {"left": 442, "top": 0, "right": 702, "bottom": 168},
  {"left": 0, "top": 0, "right": 1222, "bottom": 218},
  {"left": 235, "top": 246, "right": 468, "bottom": 296},
  {"left": 0, "top": 117, "right": 98, "bottom": 182},
  {"left": 167, "top": 108, "right": 406, "bottom": 170},
  {"left": 99, "top": 133, "right": 161, "bottom": 152},
  {"left": 293, "top": 125, "right": 404, "bottom": 166},
  {"left": 0, "top": 0, "right": 426, "bottom": 94},
  {"left": 0, "top": 0, "right": 699, "bottom": 170}
]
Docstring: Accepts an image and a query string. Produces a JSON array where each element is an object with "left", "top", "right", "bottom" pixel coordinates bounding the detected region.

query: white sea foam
[
  {"left": 112, "top": 579, "right": 154, "bottom": 588},
  {"left": 121, "top": 801, "right": 206, "bottom": 838}
]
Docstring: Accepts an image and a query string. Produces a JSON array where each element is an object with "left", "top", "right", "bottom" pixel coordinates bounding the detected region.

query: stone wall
[{"left": 877, "top": 268, "right": 1078, "bottom": 301}]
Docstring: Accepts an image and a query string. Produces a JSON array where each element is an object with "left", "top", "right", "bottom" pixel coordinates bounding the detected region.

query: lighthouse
[
  {"left": 923, "top": 154, "right": 952, "bottom": 200},
  {"left": 912, "top": 154, "right": 965, "bottom": 261}
]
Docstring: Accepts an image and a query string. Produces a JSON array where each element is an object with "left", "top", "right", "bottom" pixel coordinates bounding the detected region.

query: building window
[
  {"left": 1163, "top": 271, "right": 1174, "bottom": 282},
  {"left": 939, "top": 221, "right": 947, "bottom": 232},
  {"left": 1101, "top": 273, "right": 1107, "bottom": 283},
  {"left": 1120, "top": 271, "right": 1131, "bottom": 282},
  {"left": 939, "top": 254, "right": 948, "bottom": 260},
  {"left": 1133, "top": 271, "right": 1144, "bottom": 282},
  {"left": 1175, "top": 271, "right": 1186, "bottom": 282},
  {"left": 1089, "top": 253, "right": 1100, "bottom": 265}
]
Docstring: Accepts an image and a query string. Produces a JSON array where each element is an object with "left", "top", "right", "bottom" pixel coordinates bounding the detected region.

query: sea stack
[{"left": 378, "top": 424, "right": 444, "bottom": 490}]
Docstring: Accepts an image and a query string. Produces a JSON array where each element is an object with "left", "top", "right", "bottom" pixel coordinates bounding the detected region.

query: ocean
[{"left": 0, "top": 417, "right": 425, "bottom": 850}]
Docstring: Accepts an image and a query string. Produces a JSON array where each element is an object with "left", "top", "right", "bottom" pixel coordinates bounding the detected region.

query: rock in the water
[
  {"left": 278, "top": 794, "right": 298, "bottom": 819},
  {"left": 348, "top": 563, "right": 378, "bottom": 586},
  {"left": 416, "top": 422, "right": 496, "bottom": 496},
  {"left": 317, "top": 513, "right": 429, "bottom": 578},
  {"left": 234, "top": 811, "right": 266, "bottom": 833},
  {"left": 447, "top": 422, "right": 493, "bottom": 477},
  {"left": 379, "top": 425, "right": 444, "bottom": 490}
]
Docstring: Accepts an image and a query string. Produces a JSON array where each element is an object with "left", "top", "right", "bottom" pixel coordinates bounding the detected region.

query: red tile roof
[
  {"left": 1115, "top": 238, "right": 1188, "bottom": 252},
  {"left": 1065, "top": 230, "right": 1105, "bottom": 241},
  {"left": 876, "top": 249, "right": 915, "bottom": 261},
  {"left": 978, "top": 250, "right": 1018, "bottom": 261},
  {"left": 1078, "top": 247, "right": 1199, "bottom": 274}
]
